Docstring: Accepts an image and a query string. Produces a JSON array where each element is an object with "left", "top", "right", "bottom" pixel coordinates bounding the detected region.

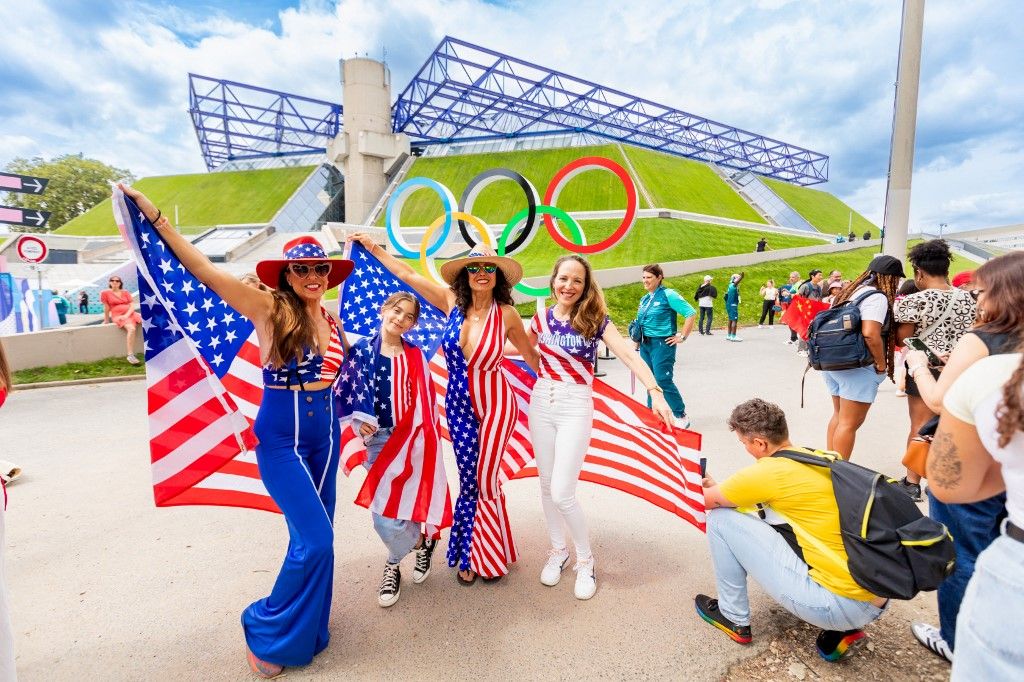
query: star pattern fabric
[
  {"left": 134, "top": 209, "right": 250, "bottom": 375},
  {"left": 441, "top": 305, "right": 481, "bottom": 572}
]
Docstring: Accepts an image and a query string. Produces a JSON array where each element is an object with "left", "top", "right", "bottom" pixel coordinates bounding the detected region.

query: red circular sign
[{"left": 16, "top": 235, "right": 48, "bottom": 263}]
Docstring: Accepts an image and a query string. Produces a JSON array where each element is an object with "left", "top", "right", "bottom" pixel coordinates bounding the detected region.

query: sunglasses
[
  {"left": 969, "top": 288, "right": 985, "bottom": 301},
  {"left": 465, "top": 264, "right": 497, "bottom": 275},
  {"left": 288, "top": 262, "right": 332, "bottom": 278},
  {"left": 109, "top": 279, "right": 122, "bottom": 284}
]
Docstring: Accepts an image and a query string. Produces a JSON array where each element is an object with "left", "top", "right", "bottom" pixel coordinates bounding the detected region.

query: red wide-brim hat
[{"left": 255, "top": 236, "right": 354, "bottom": 290}]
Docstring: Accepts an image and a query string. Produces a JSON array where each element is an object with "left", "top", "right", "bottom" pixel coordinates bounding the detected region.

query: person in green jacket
[
  {"left": 725, "top": 273, "right": 746, "bottom": 341},
  {"left": 635, "top": 264, "right": 697, "bottom": 428}
]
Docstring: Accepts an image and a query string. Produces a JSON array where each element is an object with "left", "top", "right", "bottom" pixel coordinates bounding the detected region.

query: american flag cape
[
  {"left": 342, "top": 244, "right": 706, "bottom": 532},
  {"left": 335, "top": 333, "right": 452, "bottom": 530},
  {"left": 112, "top": 189, "right": 275, "bottom": 512}
]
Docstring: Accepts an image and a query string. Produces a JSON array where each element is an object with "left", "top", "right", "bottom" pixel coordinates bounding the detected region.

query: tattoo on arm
[{"left": 930, "top": 430, "right": 962, "bottom": 489}]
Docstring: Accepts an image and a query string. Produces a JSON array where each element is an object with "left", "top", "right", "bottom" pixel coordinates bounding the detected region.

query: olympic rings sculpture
[{"left": 384, "top": 156, "right": 638, "bottom": 297}]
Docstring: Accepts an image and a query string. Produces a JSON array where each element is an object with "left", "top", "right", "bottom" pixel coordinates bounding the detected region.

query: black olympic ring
[{"left": 457, "top": 169, "right": 539, "bottom": 254}]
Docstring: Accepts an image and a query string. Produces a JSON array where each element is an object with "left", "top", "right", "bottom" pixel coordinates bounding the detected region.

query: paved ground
[{"left": 0, "top": 324, "right": 946, "bottom": 680}]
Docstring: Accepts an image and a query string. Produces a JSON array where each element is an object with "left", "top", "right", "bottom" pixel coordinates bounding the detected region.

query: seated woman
[{"left": 101, "top": 275, "right": 142, "bottom": 364}]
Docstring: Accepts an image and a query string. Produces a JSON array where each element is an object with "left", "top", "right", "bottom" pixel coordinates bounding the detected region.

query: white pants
[
  {"left": 0, "top": 498, "right": 15, "bottom": 681},
  {"left": 528, "top": 378, "right": 594, "bottom": 560}
]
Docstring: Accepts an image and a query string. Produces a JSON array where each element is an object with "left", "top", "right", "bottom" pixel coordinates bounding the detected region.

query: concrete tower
[{"left": 327, "top": 58, "right": 410, "bottom": 224}]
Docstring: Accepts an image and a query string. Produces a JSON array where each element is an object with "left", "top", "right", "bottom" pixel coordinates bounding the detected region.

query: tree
[{"left": 2, "top": 154, "right": 135, "bottom": 231}]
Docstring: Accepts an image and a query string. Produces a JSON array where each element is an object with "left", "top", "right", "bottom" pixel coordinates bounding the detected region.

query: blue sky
[{"left": 1, "top": 0, "right": 1022, "bottom": 233}]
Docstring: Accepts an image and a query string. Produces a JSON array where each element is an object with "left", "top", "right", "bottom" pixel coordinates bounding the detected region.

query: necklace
[{"left": 469, "top": 303, "right": 489, "bottom": 321}]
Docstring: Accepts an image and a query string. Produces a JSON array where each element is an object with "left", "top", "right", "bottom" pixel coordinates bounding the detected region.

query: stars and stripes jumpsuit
[{"left": 442, "top": 302, "right": 519, "bottom": 578}]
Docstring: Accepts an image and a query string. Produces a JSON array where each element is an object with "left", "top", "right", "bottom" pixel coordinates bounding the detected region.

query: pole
[
  {"left": 881, "top": 0, "right": 926, "bottom": 261},
  {"left": 34, "top": 266, "right": 45, "bottom": 329}
]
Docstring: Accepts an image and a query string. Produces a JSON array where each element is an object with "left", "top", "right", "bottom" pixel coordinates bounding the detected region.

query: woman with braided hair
[
  {"left": 927, "top": 343, "right": 1024, "bottom": 679},
  {"left": 821, "top": 255, "right": 904, "bottom": 459}
]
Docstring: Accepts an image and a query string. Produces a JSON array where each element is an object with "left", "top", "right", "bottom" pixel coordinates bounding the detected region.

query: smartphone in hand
[
  {"left": 904, "top": 336, "right": 944, "bottom": 366},
  {"left": 699, "top": 457, "right": 708, "bottom": 479}
]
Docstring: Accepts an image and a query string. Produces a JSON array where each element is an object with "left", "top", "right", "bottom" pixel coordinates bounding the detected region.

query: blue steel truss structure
[
  {"left": 189, "top": 74, "right": 342, "bottom": 170},
  {"left": 188, "top": 37, "right": 828, "bottom": 184}
]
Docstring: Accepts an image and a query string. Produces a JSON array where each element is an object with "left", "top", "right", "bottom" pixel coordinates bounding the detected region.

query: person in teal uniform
[
  {"left": 725, "top": 273, "right": 745, "bottom": 341},
  {"left": 635, "top": 264, "right": 696, "bottom": 428}
]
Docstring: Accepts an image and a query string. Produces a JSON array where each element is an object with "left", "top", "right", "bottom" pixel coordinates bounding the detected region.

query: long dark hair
[
  {"left": 550, "top": 254, "right": 607, "bottom": 339},
  {"left": 831, "top": 270, "right": 901, "bottom": 380},
  {"left": 972, "top": 251, "right": 1024, "bottom": 337},
  {"left": 266, "top": 269, "right": 319, "bottom": 369},
  {"left": 996, "top": 341, "right": 1024, "bottom": 448},
  {"left": 451, "top": 267, "right": 514, "bottom": 314}
]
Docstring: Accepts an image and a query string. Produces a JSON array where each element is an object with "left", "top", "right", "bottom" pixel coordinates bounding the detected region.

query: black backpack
[
  {"left": 773, "top": 448, "right": 955, "bottom": 600},
  {"left": 807, "top": 289, "right": 887, "bottom": 371}
]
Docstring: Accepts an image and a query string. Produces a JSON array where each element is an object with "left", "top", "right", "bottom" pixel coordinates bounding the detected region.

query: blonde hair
[
  {"left": 550, "top": 255, "right": 607, "bottom": 339},
  {"left": 0, "top": 338, "right": 11, "bottom": 393}
]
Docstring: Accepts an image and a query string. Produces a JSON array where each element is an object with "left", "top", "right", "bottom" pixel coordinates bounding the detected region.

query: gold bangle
[{"left": 648, "top": 385, "right": 664, "bottom": 394}]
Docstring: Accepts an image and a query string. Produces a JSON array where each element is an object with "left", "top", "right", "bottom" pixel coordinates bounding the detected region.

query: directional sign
[
  {"left": 16, "top": 235, "right": 48, "bottom": 263},
  {"left": 0, "top": 205, "right": 50, "bottom": 228},
  {"left": 0, "top": 172, "right": 49, "bottom": 195}
]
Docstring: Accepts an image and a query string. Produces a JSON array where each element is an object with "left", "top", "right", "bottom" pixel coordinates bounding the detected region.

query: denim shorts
[
  {"left": 822, "top": 365, "right": 886, "bottom": 403},
  {"left": 726, "top": 304, "right": 739, "bottom": 321}
]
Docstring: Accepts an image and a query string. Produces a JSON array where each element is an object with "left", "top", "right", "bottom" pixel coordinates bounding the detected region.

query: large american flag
[
  {"left": 343, "top": 244, "right": 706, "bottom": 532},
  {"left": 113, "top": 189, "right": 274, "bottom": 512}
]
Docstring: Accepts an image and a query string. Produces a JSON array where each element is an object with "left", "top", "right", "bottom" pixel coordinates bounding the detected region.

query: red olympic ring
[{"left": 542, "top": 157, "right": 638, "bottom": 255}]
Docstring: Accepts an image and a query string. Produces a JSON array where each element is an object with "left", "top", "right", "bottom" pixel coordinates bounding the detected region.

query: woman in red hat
[
  {"left": 118, "top": 184, "right": 354, "bottom": 678},
  {"left": 347, "top": 232, "right": 538, "bottom": 585}
]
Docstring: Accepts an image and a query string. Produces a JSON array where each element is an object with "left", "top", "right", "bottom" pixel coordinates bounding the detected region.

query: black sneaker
[
  {"left": 816, "top": 629, "right": 866, "bottom": 661},
  {"left": 694, "top": 594, "right": 752, "bottom": 644},
  {"left": 899, "top": 477, "right": 923, "bottom": 502},
  {"left": 378, "top": 563, "right": 401, "bottom": 608},
  {"left": 413, "top": 537, "right": 437, "bottom": 584}
]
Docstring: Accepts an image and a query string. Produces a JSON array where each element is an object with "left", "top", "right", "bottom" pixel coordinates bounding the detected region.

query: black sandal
[
  {"left": 481, "top": 575, "right": 503, "bottom": 583},
  {"left": 456, "top": 570, "right": 477, "bottom": 585}
]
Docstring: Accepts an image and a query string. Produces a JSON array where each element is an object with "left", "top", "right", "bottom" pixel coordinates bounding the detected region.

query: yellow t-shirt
[{"left": 719, "top": 451, "right": 877, "bottom": 602}]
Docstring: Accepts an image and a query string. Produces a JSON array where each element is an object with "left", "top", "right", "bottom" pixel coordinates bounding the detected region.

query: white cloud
[{"left": 0, "top": 0, "right": 1021, "bottom": 233}]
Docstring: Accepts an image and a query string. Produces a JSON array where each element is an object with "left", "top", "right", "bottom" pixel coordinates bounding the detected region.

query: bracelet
[
  {"left": 908, "top": 364, "right": 927, "bottom": 376},
  {"left": 647, "top": 385, "right": 664, "bottom": 394},
  {"left": 151, "top": 209, "right": 161, "bottom": 224}
]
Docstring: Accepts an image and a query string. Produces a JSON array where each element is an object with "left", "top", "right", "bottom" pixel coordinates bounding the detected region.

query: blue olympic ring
[{"left": 385, "top": 177, "right": 456, "bottom": 259}]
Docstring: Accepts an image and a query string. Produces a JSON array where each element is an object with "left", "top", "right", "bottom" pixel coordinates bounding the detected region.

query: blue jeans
[
  {"left": 952, "top": 531, "right": 1024, "bottom": 680},
  {"left": 698, "top": 307, "right": 713, "bottom": 334},
  {"left": 706, "top": 508, "right": 885, "bottom": 630},
  {"left": 639, "top": 337, "right": 685, "bottom": 418},
  {"left": 364, "top": 428, "right": 421, "bottom": 564},
  {"left": 928, "top": 490, "right": 1006, "bottom": 648}
]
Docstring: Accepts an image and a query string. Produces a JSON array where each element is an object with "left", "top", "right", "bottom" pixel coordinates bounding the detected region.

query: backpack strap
[{"left": 771, "top": 447, "right": 839, "bottom": 468}]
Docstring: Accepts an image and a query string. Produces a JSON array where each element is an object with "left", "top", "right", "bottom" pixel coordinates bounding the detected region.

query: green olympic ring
[{"left": 498, "top": 204, "right": 586, "bottom": 297}]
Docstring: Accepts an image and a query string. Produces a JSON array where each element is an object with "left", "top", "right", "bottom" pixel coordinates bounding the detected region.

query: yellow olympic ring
[{"left": 419, "top": 211, "right": 495, "bottom": 285}]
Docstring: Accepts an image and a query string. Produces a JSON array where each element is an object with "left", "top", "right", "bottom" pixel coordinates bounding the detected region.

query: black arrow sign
[
  {"left": 0, "top": 172, "right": 49, "bottom": 195},
  {"left": 0, "top": 205, "right": 51, "bottom": 228}
]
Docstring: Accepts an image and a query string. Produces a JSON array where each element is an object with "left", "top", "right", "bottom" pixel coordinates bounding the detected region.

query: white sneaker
[
  {"left": 732, "top": 335, "right": 743, "bottom": 342},
  {"left": 797, "top": 349, "right": 808, "bottom": 357},
  {"left": 757, "top": 324, "right": 764, "bottom": 328},
  {"left": 540, "top": 548, "right": 570, "bottom": 586},
  {"left": 574, "top": 557, "right": 597, "bottom": 600},
  {"left": 673, "top": 415, "right": 691, "bottom": 430},
  {"left": 911, "top": 622, "right": 952, "bottom": 663},
  {"left": 126, "top": 353, "right": 141, "bottom": 365}
]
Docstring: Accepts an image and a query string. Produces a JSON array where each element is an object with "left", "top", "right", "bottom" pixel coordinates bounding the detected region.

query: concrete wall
[
  {"left": 511, "top": 239, "right": 880, "bottom": 302},
  {"left": 3, "top": 323, "right": 143, "bottom": 371}
]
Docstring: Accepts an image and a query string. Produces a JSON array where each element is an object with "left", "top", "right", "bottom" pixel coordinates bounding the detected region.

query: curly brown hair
[
  {"left": 727, "top": 398, "right": 789, "bottom": 444},
  {"left": 830, "top": 270, "right": 901, "bottom": 380},
  {"left": 265, "top": 269, "right": 320, "bottom": 369},
  {"left": 972, "top": 251, "right": 1024, "bottom": 336},
  {"left": 550, "top": 255, "right": 608, "bottom": 339},
  {"left": 450, "top": 267, "right": 514, "bottom": 314},
  {"left": 996, "top": 342, "right": 1024, "bottom": 448}
]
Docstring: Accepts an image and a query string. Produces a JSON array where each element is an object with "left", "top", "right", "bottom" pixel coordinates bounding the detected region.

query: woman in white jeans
[{"left": 527, "top": 255, "right": 673, "bottom": 600}]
